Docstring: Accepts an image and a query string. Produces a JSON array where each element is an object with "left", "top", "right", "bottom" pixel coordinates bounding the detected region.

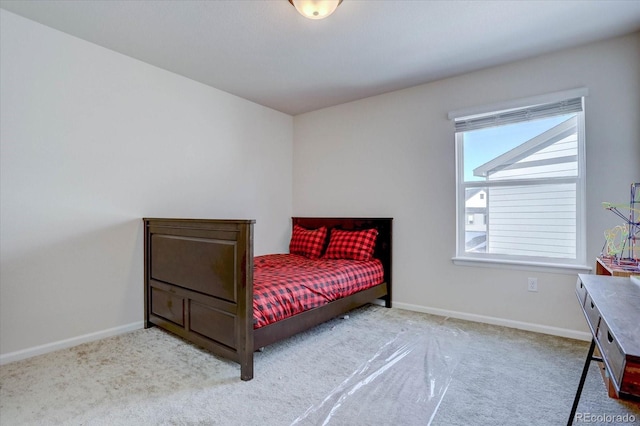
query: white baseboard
[
  {"left": 392, "top": 302, "right": 592, "bottom": 342},
  {"left": 0, "top": 321, "right": 144, "bottom": 365}
]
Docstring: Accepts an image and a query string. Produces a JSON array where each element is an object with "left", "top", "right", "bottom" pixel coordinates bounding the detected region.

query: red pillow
[
  {"left": 323, "top": 228, "right": 378, "bottom": 261},
  {"left": 289, "top": 225, "right": 327, "bottom": 259}
]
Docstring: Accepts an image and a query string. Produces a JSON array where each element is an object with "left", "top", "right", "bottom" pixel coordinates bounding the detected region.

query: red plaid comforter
[{"left": 253, "top": 254, "right": 384, "bottom": 329}]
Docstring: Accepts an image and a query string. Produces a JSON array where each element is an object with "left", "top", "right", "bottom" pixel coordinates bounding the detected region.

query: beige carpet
[{"left": 1, "top": 305, "right": 638, "bottom": 425}]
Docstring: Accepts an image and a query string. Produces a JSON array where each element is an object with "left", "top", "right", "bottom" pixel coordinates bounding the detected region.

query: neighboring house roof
[
  {"left": 466, "top": 234, "right": 487, "bottom": 251},
  {"left": 473, "top": 116, "right": 577, "bottom": 178},
  {"left": 465, "top": 187, "right": 484, "bottom": 201}
]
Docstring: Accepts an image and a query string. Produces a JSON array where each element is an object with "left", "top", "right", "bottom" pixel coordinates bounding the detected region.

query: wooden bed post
[
  {"left": 238, "top": 222, "right": 255, "bottom": 381},
  {"left": 143, "top": 219, "right": 151, "bottom": 329}
]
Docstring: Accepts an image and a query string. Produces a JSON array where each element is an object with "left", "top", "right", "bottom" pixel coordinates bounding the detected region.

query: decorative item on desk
[{"left": 600, "top": 182, "right": 640, "bottom": 274}]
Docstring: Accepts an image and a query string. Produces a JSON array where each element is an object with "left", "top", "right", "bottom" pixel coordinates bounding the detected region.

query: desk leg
[{"left": 567, "top": 339, "right": 596, "bottom": 426}]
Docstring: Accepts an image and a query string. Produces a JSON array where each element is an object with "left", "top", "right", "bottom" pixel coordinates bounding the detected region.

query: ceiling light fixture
[{"left": 288, "top": 0, "right": 342, "bottom": 20}]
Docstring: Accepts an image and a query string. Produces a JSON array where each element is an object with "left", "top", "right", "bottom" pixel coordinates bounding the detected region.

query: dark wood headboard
[{"left": 292, "top": 217, "right": 393, "bottom": 307}]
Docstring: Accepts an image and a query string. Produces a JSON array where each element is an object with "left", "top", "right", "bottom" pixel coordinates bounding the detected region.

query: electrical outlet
[{"left": 528, "top": 277, "right": 538, "bottom": 292}]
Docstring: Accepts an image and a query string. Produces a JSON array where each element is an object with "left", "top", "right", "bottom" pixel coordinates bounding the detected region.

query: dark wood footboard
[
  {"left": 143, "top": 218, "right": 255, "bottom": 379},
  {"left": 144, "top": 217, "right": 392, "bottom": 381}
]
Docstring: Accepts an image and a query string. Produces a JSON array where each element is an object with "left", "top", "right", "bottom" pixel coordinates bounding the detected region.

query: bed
[{"left": 143, "top": 217, "right": 392, "bottom": 380}]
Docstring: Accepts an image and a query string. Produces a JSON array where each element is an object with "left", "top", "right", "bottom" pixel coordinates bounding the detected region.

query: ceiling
[{"left": 2, "top": 1, "right": 640, "bottom": 116}]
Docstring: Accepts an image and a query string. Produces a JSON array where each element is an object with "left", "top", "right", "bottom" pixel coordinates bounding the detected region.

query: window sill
[{"left": 452, "top": 256, "right": 592, "bottom": 275}]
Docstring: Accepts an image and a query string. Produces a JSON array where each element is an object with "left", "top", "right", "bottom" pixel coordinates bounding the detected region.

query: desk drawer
[
  {"left": 583, "top": 294, "right": 601, "bottom": 335},
  {"left": 576, "top": 278, "right": 588, "bottom": 306},
  {"left": 597, "top": 319, "right": 625, "bottom": 389}
]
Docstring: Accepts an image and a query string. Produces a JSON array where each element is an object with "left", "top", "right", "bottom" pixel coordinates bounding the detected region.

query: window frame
[{"left": 450, "top": 89, "right": 591, "bottom": 274}]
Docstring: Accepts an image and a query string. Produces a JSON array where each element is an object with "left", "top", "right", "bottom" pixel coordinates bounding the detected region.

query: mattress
[{"left": 253, "top": 254, "right": 384, "bottom": 328}]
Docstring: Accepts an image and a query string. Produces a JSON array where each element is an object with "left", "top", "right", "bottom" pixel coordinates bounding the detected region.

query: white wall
[
  {"left": 293, "top": 32, "right": 640, "bottom": 338},
  {"left": 0, "top": 10, "right": 293, "bottom": 360},
  {"left": 2, "top": 9, "right": 638, "bottom": 363}
]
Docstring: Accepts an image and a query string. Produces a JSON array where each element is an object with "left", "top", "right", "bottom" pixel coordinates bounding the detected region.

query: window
[{"left": 451, "top": 89, "right": 587, "bottom": 269}]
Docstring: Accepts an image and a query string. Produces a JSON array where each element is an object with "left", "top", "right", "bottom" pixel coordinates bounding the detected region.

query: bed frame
[{"left": 143, "top": 217, "right": 392, "bottom": 380}]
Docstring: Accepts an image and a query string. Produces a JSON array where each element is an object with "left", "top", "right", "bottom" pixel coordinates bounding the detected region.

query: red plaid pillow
[
  {"left": 323, "top": 228, "right": 378, "bottom": 261},
  {"left": 289, "top": 225, "right": 327, "bottom": 259}
]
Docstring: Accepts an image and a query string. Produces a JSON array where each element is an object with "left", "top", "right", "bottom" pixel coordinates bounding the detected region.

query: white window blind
[{"left": 454, "top": 97, "right": 583, "bottom": 132}]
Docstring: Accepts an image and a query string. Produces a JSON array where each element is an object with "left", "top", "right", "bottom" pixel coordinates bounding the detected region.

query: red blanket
[{"left": 253, "top": 254, "right": 384, "bottom": 328}]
